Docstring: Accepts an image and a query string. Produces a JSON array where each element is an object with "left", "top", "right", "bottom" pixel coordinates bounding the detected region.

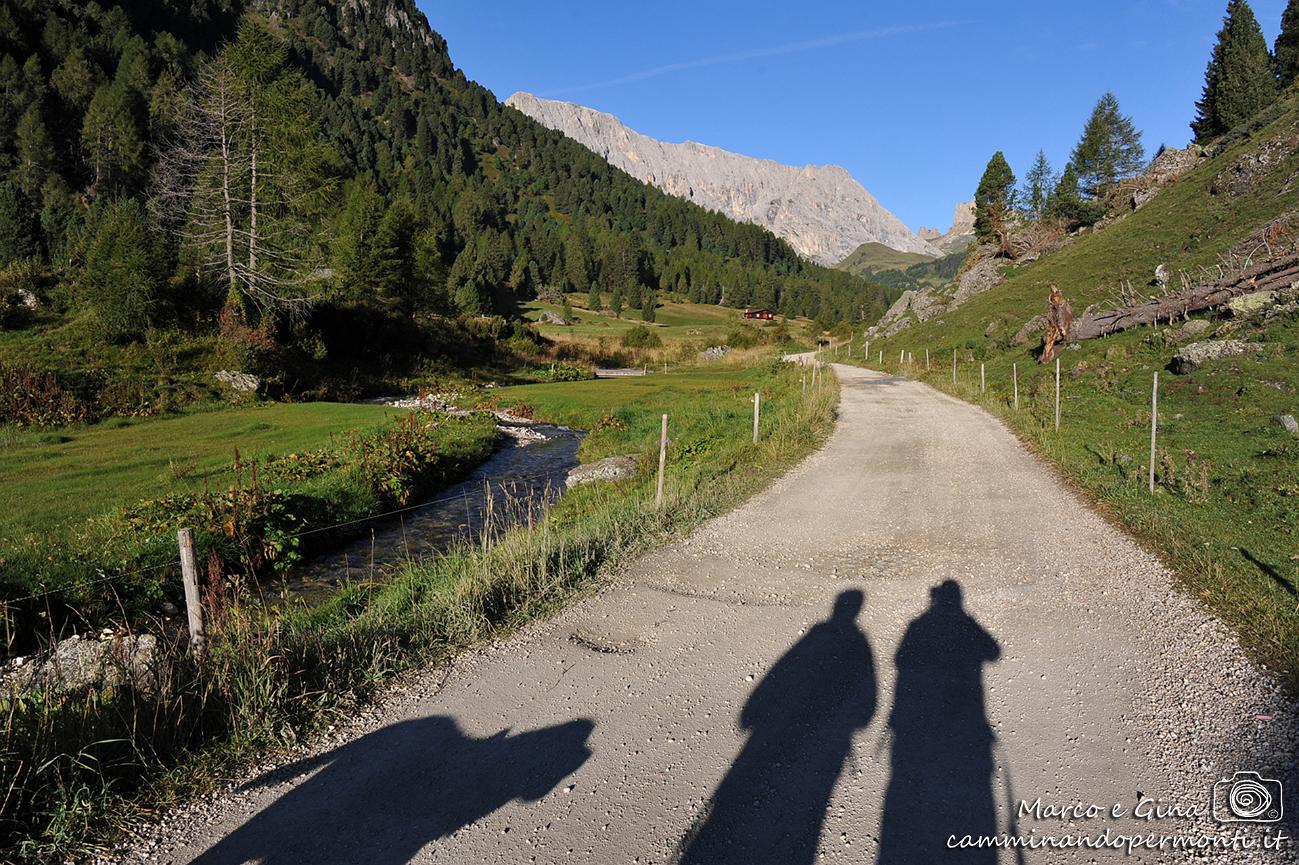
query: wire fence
[{"left": 3, "top": 466, "right": 574, "bottom": 608}]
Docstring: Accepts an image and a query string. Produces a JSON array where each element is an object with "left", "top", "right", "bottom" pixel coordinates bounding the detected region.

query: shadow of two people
[
  {"left": 674, "top": 582, "right": 1002, "bottom": 865},
  {"left": 192, "top": 581, "right": 999, "bottom": 865}
]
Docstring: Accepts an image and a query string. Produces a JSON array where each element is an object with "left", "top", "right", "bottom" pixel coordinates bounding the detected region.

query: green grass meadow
[{"left": 1, "top": 402, "right": 398, "bottom": 541}]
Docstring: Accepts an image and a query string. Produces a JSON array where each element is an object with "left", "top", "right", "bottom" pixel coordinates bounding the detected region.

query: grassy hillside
[
  {"left": 522, "top": 294, "right": 814, "bottom": 352},
  {"left": 842, "top": 96, "right": 1299, "bottom": 690},
  {"left": 834, "top": 241, "right": 935, "bottom": 275}
]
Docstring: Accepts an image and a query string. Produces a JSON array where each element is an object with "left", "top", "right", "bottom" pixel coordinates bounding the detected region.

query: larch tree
[
  {"left": 1070, "top": 92, "right": 1145, "bottom": 198},
  {"left": 154, "top": 19, "right": 332, "bottom": 326},
  {"left": 1193, "top": 0, "right": 1278, "bottom": 142}
]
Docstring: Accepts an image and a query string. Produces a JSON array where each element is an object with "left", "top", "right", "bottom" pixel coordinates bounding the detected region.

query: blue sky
[{"left": 419, "top": 1, "right": 1288, "bottom": 234}]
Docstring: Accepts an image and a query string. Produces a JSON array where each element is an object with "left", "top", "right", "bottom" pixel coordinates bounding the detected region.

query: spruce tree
[
  {"left": 1276, "top": 0, "right": 1299, "bottom": 87},
  {"left": 0, "top": 182, "right": 38, "bottom": 266},
  {"left": 587, "top": 281, "right": 602, "bottom": 311},
  {"left": 609, "top": 284, "right": 624, "bottom": 319},
  {"left": 1193, "top": 0, "right": 1278, "bottom": 142},
  {"left": 1019, "top": 150, "right": 1055, "bottom": 221},
  {"left": 974, "top": 152, "right": 1016, "bottom": 243},
  {"left": 641, "top": 289, "right": 656, "bottom": 322},
  {"left": 1070, "top": 92, "right": 1144, "bottom": 197}
]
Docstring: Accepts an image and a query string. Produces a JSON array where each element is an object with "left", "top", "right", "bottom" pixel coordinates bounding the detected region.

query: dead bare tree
[{"left": 152, "top": 43, "right": 320, "bottom": 323}]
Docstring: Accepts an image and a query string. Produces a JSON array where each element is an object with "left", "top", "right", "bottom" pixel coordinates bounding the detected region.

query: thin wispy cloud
[{"left": 541, "top": 22, "right": 961, "bottom": 97}]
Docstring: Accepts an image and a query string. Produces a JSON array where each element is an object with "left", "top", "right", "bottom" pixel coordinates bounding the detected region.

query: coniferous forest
[{"left": 0, "top": 0, "right": 885, "bottom": 409}]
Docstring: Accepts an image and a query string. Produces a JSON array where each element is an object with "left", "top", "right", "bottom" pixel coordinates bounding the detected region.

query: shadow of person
[
  {"left": 878, "top": 579, "right": 1002, "bottom": 864},
  {"left": 673, "top": 589, "right": 877, "bottom": 865},
  {"left": 190, "top": 715, "right": 594, "bottom": 865}
]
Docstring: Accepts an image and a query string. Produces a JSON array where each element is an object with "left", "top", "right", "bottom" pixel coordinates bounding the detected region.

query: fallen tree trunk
[{"left": 1041, "top": 254, "right": 1299, "bottom": 359}]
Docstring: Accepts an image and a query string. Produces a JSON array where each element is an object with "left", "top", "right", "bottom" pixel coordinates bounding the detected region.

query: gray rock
[
  {"left": 1228, "top": 290, "right": 1276, "bottom": 318},
  {"left": 16, "top": 287, "right": 38, "bottom": 308},
  {"left": 698, "top": 345, "right": 730, "bottom": 362},
  {"left": 539, "top": 310, "right": 568, "bottom": 325},
  {"left": 215, "top": 370, "right": 260, "bottom": 393},
  {"left": 1173, "top": 319, "right": 1211, "bottom": 342},
  {"left": 1170, "top": 339, "right": 1263, "bottom": 374},
  {"left": 1131, "top": 187, "right": 1160, "bottom": 210},
  {"left": 1145, "top": 145, "right": 1202, "bottom": 185},
  {"left": 565, "top": 455, "right": 638, "bottom": 489},
  {"left": 506, "top": 92, "right": 941, "bottom": 265},
  {"left": 1272, "top": 414, "right": 1299, "bottom": 435},
  {"left": 951, "top": 255, "right": 1006, "bottom": 307},
  {"left": 3, "top": 633, "right": 159, "bottom": 697},
  {"left": 1154, "top": 263, "right": 1170, "bottom": 288},
  {"left": 1012, "top": 314, "right": 1047, "bottom": 347}
]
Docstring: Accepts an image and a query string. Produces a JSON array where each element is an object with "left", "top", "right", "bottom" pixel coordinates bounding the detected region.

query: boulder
[
  {"left": 1271, "top": 414, "right": 1299, "bottom": 435},
  {"left": 1131, "top": 187, "right": 1160, "bottom": 210},
  {"left": 1228, "top": 290, "right": 1276, "bottom": 318},
  {"left": 215, "top": 370, "right": 260, "bottom": 393},
  {"left": 539, "top": 310, "right": 568, "bottom": 325},
  {"left": 1011, "top": 314, "right": 1047, "bottom": 347},
  {"left": 1172, "top": 319, "right": 1211, "bottom": 343},
  {"left": 698, "top": 345, "right": 730, "bottom": 362},
  {"left": 1170, "top": 339, "right": 1262, "bottom": 374},
  {"left": 3, "top": 633, "right": 159, "bottom": 697},
  {"left": 565, "top": 455, "right": 638, "bottom": 489},
  {"left": 951, "top": 255, "right": 1005, "bottom": 308},
  {"left": 1145, "top": 145, "right": 1202, "bottom": 185}
]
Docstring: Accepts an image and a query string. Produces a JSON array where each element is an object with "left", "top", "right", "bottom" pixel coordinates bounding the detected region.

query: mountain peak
[{"left": 506, "top": 93, "right": 939, "bottom": 265}]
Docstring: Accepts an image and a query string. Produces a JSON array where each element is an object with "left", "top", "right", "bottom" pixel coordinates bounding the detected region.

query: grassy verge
[
  {"left": 830, "top": 327, "right": 1299, "bottom": 693},
  {"left": 1, "top": 358, "right": 838, "bottom": 863},
  {"left": 1, "top": 406, "right": 500, "bottom": 650}
]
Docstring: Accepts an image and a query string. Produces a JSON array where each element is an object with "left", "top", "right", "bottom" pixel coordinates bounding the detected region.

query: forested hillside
[{"left": 0, "top": 0, "right": 884, "bottom": 412}]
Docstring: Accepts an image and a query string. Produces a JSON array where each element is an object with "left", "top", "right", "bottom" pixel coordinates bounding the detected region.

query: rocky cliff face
[
  {"left": 918, "top": 201, "right": 975, "bottom": 254},
  {"left": 506, "top": 92, "right": 939, "bottom": 265}
]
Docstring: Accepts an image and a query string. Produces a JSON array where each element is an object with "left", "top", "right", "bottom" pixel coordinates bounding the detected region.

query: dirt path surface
[{"left": 138, "top": 364, "right": 1297, "bottom": 865}]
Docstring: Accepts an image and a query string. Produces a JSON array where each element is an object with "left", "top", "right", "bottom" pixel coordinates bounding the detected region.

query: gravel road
[{"left": 122, "top": 363, "right": 1298, "bottom": 864}]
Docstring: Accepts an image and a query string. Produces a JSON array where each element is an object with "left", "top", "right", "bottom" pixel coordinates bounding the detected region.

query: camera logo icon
[{"left": 1212, "top": 772, "right": 1284, "bottom": 823}]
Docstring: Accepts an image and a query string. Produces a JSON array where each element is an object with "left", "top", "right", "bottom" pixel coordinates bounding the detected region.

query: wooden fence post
[
  {"left": 952, "top": 348, "right": 957, "bottom": 385},
  {"left": 753, "top": 392, "right": 761, "bottom": 444},
  {"left": 1149, "top": 372, "right": 1158, "bottom": 493},
  {"left": 898, "top": 349, "right": 904, "bottom": 368},
  {"left": 925, "top": 348, "right": 930, "bottom": 370},
  {"left": 878, "top": 350, "right": 883, "bottom": 365},
  {"left": 656, "top": 414, "right": 668, "bottom": 508},
  {"left": 864, "top": 339, "right": 870, "bottom": 360},
  {"left": 802, "top": 374, "right": 806, "bottom": 394},
  {"left": 1013, "top": 362, "right": 1019, "bottom": 411},
  {"left": 1054, "top": 357, "right": 1061, "bottom": 432},
  {"left": 177, "top": 528, "right": 206, "bottom": 662},
  {"left": 980, "top": 363, "right": 986, "bottom": 394}
]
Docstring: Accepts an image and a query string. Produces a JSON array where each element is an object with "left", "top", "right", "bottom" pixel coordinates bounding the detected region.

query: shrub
[{"left": 621, "top": 325, "right": 662, "bottom": 349}]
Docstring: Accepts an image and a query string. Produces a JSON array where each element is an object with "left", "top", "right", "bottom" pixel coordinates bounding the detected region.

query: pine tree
[
  {"left": 1193, "top": 0, "right": 1279, "bottom": 142},
  {"left": 641, "top": 289, "right": 656, "bottom": 322},
  {"left": 609, "top": 284, "right": 624, "bottom": 319},
  {"left": 1276, "top": 0, "right": 1299, "bottom": 87},
  {"left": 974, "top": 152, "right": 1016, "bottom": 243},
  {"left": 1070, "top": 92, "right": 1145, "bottom": 197},
  {"left": 587, "top": 281, "right": 602, "bottom": 311}
]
